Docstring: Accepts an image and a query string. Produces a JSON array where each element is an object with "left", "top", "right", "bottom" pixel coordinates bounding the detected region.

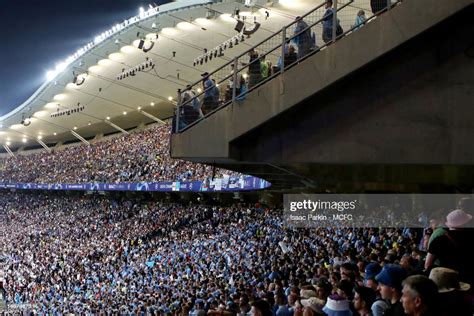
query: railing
[{"left": 173, "top": 0, "right": 400, "bottom": 133}]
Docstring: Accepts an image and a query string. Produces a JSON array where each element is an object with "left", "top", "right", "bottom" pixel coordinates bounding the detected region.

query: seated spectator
[
  {"left": 353, "top": 10, "right": 367, "bottom": 30},
  {"left": 401, "top": 275, "right": 439, "bottom": 316}
]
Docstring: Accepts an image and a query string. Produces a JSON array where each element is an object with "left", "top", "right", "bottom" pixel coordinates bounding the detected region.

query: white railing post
[
  {"left": 332, "top": 0, "right": 338, "bottom": 42},
  {"left": 232, "top": 58, "right": 238, "bottom": 102},
  {"left": 281, "top": 26, "right": 287, "bottom": 74},
  {"left": 175, "top": 89, "right": 181, "bottom": 133}
]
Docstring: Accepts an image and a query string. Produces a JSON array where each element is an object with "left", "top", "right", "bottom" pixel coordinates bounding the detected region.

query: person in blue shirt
[
  {"left": 201, "top": 73, "right": 219, "bottom": 115},
  {"left": 322, "top": 0, "right": 336, "bottom": 43},
  {"left": 293, "top": 17, "right": 313, "bottom": 59}
]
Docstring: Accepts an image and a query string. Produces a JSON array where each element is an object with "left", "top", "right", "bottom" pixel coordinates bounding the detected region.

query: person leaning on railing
[
  {"left": 322, "top": 0, "right": 336, "bottom": 43},
  {"left": 201, "top": 72, "right": 220, "bottom": 114},
  {"left": 293, "top": 16, "right": 313, "bottom": 59},
  {"left": 247, "top": 49, "right": 262, "bottom": 89}
]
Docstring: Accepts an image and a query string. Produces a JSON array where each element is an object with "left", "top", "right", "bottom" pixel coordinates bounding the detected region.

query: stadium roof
[{"left": 0, "top": 0, "right": 314, "bottom": 151}]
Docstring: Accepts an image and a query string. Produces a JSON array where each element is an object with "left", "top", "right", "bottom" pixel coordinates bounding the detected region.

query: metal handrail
[
  {"left": 181, "top": 2, "right": 329, "bottom": 95},
  {"left": 174, "top": 0, "right": 399, "bottom": 133}
]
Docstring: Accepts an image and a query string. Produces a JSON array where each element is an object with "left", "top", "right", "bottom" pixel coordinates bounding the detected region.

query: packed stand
[
  {"left": 0, "top": 123, "right": 239, "bottom": 184},
  {"left": 1, "top": 192, "right": 473, "bottom": 315}
]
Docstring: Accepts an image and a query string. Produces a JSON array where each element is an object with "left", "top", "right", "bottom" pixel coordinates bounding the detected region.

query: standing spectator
[
  {"left": 251, "top": 300, "right": 273, "bottom": 316},
  {"left": 300, "top": 297, "right": 325, "bottom": 315},
  {"left": 260, "top": 55, "right": 270, "bottom": 80},
  {"left": 353, "top": 286, "right": 376, "bottom": 316},
  {"left": 401, "top": 275, "right": 439, "bottom": 316},
  {"left": 180, "top": 85, "right": 202, "bottom": 125},
  {"left": 371, "top": 0, "right": 390, "bottom": 14},
  {"left": 293, "top": 16, "right": 313, "bottom": 59},
  {"left": 227, "top": 63, "right": 243, "bottom": 101},
  {"left": 428, "top": 267, "right": 472, "bottom": 316},
  {"left": 201, "top": 73, "right": 219, "bottom": 114},
  {"left": 248, "top": 50, "right": 262, "bottom": 89},
  {"left": 425, "top": 209, "right": 473, "bottom": 284},
  {"left": 322, "top": 0, "right": 336, "bottom": 43},
  {"left": 323, "top": 294, "right": 353, "bottom": 316},
  {"left": 375, "top": 264, "right": 407, "bottom": 316}
]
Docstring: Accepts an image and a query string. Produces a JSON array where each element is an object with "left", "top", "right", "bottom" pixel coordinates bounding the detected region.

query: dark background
[{"left": 0, "top": 0, "right": 172, "bottom": 115}]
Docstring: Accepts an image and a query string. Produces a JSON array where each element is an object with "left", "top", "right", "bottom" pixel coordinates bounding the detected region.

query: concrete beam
[
  {"left": 139, "top": 110, "right": 166, "bottom": 125},
  {"left": 37, "top": 138, "right": 51, "bottom": 152},
  {"left": 70, "top": 130, "right": 90, "bottom": 146},
  {"left": 104, "top": 120, "right": 129, "bottom": 135},
  {"left": 3, "top": 144, "right": 15, "bottom": 158}
]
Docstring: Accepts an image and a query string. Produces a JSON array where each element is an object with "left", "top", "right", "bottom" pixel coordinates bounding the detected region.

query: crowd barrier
[{"left": 0, "top": 175, "right": 271, "bottom": 192}]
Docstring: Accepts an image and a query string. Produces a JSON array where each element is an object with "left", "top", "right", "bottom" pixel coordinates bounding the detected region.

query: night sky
[{"left": 0, "top": 0, "right": 172, "bottom": 116}]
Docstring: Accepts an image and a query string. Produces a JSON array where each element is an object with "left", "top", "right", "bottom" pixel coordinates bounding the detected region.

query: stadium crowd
[
  {"left": 0, "top": 123, "right": 238, "bottom": 184},
  {"left": 1, "top": 192, "right": 473, "bottom": 315}
]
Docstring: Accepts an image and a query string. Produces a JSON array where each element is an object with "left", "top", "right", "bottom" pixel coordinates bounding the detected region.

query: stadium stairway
[{"left": 171, "top": 0, "right": 474, "bottom": 192}]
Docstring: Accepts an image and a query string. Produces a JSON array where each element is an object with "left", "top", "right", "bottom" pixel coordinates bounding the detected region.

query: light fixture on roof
[
  {"left": 88, "top": 121, "right": 92, "bottom": 126},
  {"left": 37, "top": 135, "right": 43, "bottom": 140},
  {"left": 22, "top": 138, "right": 27, "bottom": 143},
  {"left": 53, "top": 132, "right": 57, "bottom": 136},
  {"left": 168, "top": 96, "right": 173, "bottom": 101},
  {"left": 72, "top": 71, "right": 87, "bottom": 86},
  {"left": 6, "top": 141, "right": 11, "bottom": 146},
  {"left": 116, "top": 58, "right": 155, "bottom": 80},
  {"left": 21, "top": 113, "right": 32, "bottom": 127},
  {"left": 106, "top": 116, "right": 111, "bottom": 120},
  {"left": 73, "top": 126, "right": 78, "bottom": 130},
  {"left": 138, "top": 106, "right": 142, "bottom": 110},
  {"left": 123, "top": 111, "right": 127, "bottom": 115},
  {"left": 150, "top": 102, "right": 155, "bottom": 106}
]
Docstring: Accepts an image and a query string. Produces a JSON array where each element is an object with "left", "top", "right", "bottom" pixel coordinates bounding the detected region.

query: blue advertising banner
[{"left": 0, "top": 176, "right": 271, "bottom": 192}]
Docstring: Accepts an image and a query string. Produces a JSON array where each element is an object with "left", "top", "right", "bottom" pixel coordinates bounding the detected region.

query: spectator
[
  {"left": 322, "top": 0, "right": 336, "bottom": 43},
  {"left": 322, "top": 294, "right": 353, "bottom": 316},
  {"left": 428, "top": 267, "right": 472, "bottom": 316},
  {"left": 251, "top": 300, "right": 273, "bottom": 316},
  {"left": 247, "top": 50, "right": 262, "bottom": 89},
  {"left": 425, "top": 209, "right": 473, "bottom": 284},
  {"left": 353, "top": 10, "right": 367, "bottom": 30},
  {"left": 370, "top": 0, "right": 390, "bottom": 14},
  {"left": 227, "top": 63, "right": 243, "bottom": 101},
  {"left": 201, "top": 72, "right": 219, "bottom": 114},
  {"left": 300, "top": 297, "right": 325, "bottom": 315},
  {"left": 375, "top": 264, "right": 407, "bottom": 316},
  {"left": 401, "top": 275, "right": 439, "bottom": 316},
  {"left": 353, "top": 286, "right": 376, "bottom": 316},
  {"left": 260, "top": 55, "right": 270, "bottom": 80},
  {"left": 293, "top": 16, "right": 313, "bottom": 59}
]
